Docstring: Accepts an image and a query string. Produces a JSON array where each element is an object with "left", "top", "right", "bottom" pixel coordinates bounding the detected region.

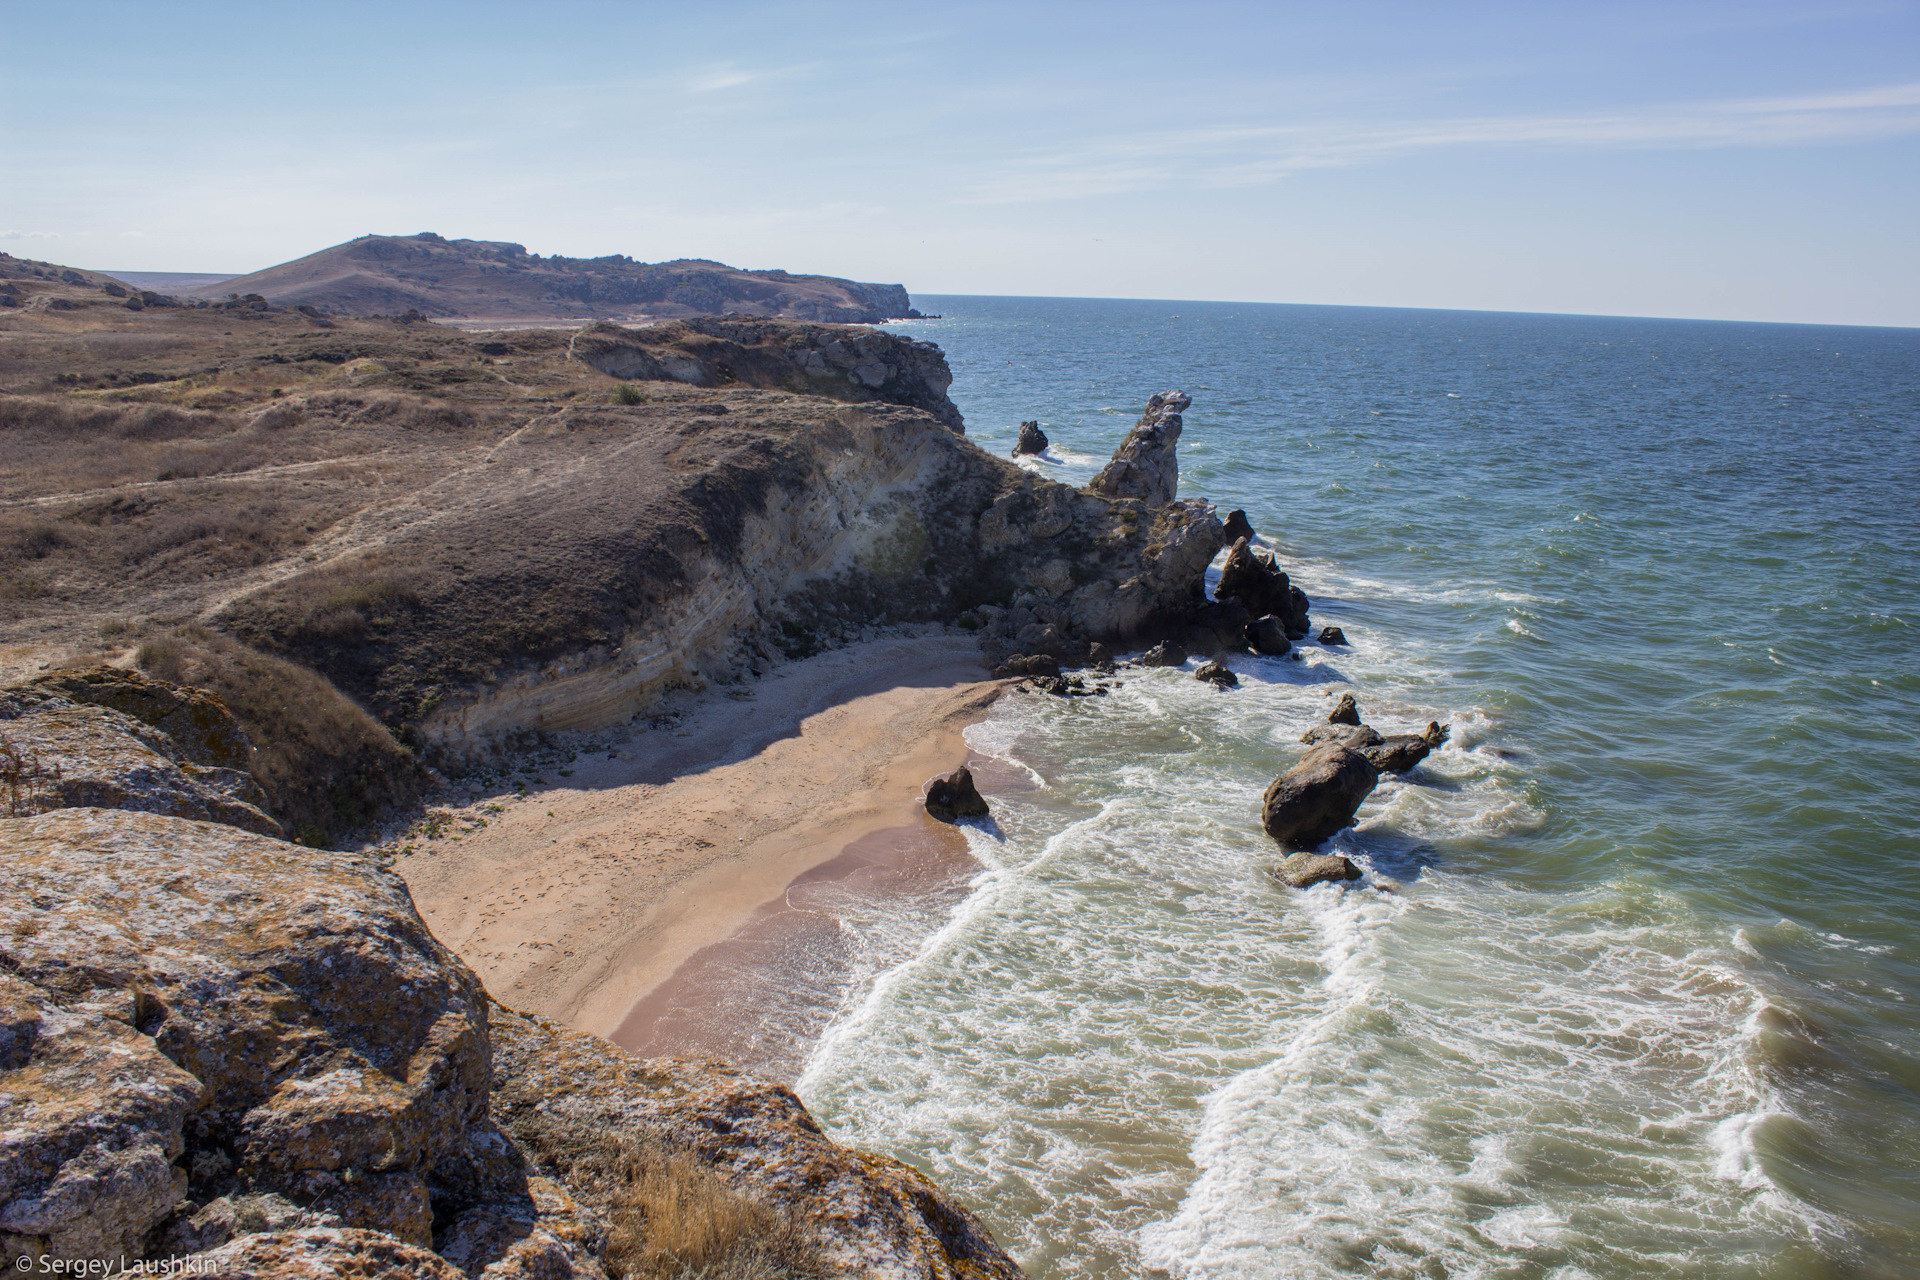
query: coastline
[{"left": 392, "top": 629, "right": 1006, "bottom": 1050}]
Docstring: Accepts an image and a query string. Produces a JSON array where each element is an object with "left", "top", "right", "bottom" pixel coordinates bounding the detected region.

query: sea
[{"left": 794, "top": 297, "right": 1920, "bottom": 1279}]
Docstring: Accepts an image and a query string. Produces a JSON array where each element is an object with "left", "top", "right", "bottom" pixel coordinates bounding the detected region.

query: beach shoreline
[{"left": 392, "top": 630, "right": 1007, "bottom": 1046}]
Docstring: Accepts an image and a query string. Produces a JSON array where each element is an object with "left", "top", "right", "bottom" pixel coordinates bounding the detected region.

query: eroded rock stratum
[{"left": 0, "top": 694, "right": 1025, "bottom": 1277}]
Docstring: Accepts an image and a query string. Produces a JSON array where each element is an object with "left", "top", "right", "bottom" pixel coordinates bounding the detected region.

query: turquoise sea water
[{"left": 802, "top": 298, "right": 1920, "bottom": 1278}]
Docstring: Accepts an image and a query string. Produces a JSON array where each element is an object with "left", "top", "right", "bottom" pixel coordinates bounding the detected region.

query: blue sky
[{"left": 4, "top": 0, "right": 1917, "bottom": 324}]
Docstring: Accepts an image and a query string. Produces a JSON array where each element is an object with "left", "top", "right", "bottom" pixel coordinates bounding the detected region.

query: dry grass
[
  {"left": 515, "top": 1128, "right": 827, "bottom": 1280},
  {"left": 130, "top": 625, "right": 427, "bottom": 845}
]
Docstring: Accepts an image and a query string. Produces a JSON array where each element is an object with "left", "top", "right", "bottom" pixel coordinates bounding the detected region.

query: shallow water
[{"left": 798, "top": 298, "right": 1920, "bottom": 1278}]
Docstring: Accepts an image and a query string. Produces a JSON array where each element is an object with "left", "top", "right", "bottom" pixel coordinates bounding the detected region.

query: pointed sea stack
[{"left": 1088, "top": 390, "right": 1190, "bottom": 507}]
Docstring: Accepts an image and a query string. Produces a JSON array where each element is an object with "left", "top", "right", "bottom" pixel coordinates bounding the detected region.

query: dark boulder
[
  {"left": 1300, "top": 723, "right": 1380, "bottom": 749},
  {"left": 1140, "top": 641, "right": 1187, "bottom": 668},
  {"left": 1086, "top": 642, "right": 1115, "bottom": 672},
  {"left": 1013, "top": 420, "right": 1049, "bottom": 456},
  {"left": 1191, "top": 599, "right": 1251, "bottom": 652},
  {"left": 1357, "top": 721, "right": 1449, "bottom": 774},
  {"left": 1260, "top": 744, "right": 1379, "bottom": 848},
  {"left": 1194, "top": 660, "right": 1238, "bottom": 689},
  {"left": 1318, "top": 626, "right": 1347, "bottom": 646},
  {"left": 1222, "top": 509, "right": 1255, "bottom": 545},
  {"left": 1215, "top": 538, "right": 1311, "bottom": 638},
  {"left": 925, "top": 766, "right": 990, "bottom": 821},
  {"left": 1247, "top": 615, "right": 1292, "bottom": 656},
  {"left": 992, "top": 653, "right": 1061, "bottom": 679},
  {"left": 1328, "top": 693, "right": 1360, "bottom": 726},
  {"left": 1271, "top": 851, "right": 1363, "bottom": 889}
]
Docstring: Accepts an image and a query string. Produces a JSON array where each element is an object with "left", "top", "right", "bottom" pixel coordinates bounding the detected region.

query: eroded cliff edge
[{"left": 0, "top": 674, "right": 1024, "bottom": 1277}]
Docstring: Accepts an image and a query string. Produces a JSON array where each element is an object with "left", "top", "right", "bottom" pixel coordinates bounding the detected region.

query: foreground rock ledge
[{"left": 0, "top": 688, "right": 1025, "bottom": 1278}]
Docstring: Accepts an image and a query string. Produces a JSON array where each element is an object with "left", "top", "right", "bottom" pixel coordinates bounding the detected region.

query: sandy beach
[{"left": 394, "top": 631, "right": 1005, "bottom": 1052}]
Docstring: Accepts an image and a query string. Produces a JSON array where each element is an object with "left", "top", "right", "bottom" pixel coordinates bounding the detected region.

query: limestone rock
[
  {"left": 1088, "top": 391, "right": 1190, "bottom": 507},
  {"left": 1328, "top": 693, "right": 1361, "bottom": 726},
  {"left": 1260, "top": 744, "right": 1379, "bottom": 849},
  {"left": 187, "top": 1228, "right": 467, "bottom": 1279},
  {"left": 1247, "top": 615, "right": 1292, "bottom": 656},
  {"left": 487, "top": 1006, "right": 1024, "bottom": 1280},
  {"left": 0, "top": 808, "right": 491, "bottom": 1253},
  {"left": 1222, "top": 509, "right": 1255, "bottom": 545},
  {"left": 1318, "top": 625, "right": 1347, "bottom": 646},
  {"left": 1272, "top": 852, "right": 1363, "bottom": 889},
  {"left": 1140, "top": 641, "right": 1187, "bottom": 668},
  {"left": 1194, "top": 660, "right": 1238, "bottom": 689},
  {"left": 0, "top": 669, "right": 280, "bottom": 836},
  {"left": 1013, "top": 420, "right": 1048, "bottom": 456},
  {"left": 925, "top": 766, "right": 990, "bottom": 822}
]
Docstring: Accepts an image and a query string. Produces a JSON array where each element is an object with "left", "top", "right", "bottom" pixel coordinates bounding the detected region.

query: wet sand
[{"left": 394, "top": 632, "right": 1006, "bottom": 1045}]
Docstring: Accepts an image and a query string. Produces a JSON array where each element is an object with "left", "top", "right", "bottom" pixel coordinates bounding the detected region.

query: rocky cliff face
[{"left": 0, "top": 687, "right": 1025, "bottom": 1276}]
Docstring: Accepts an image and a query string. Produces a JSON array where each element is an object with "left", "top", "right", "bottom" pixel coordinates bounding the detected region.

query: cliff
[
  {"left": 176, "top": 234, "right": 921, "bottom": 325},
  {"left": 3, "top": 285, "right": 1223, "bottom": 812},
  {"left": 0, "top": 683, "right": 1023, "bottom": 1276}
]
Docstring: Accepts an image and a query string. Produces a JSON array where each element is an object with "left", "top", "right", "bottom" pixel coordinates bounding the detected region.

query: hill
[{"left": 179, "top": 232, "right": 923, "bottom": 326}]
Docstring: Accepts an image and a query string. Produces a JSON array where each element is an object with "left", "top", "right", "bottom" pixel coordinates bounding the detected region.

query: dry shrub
[
  {"left": 515, "top": 1129, "right": 826, "bottom": 1280},
  {"left": 325, "top": 390, "right": 476, "bottom": 432},
  {"left": 131, "top": 627, "right": 426, "bottom": 844},
  {"left": 1, "top": 729, "right": 63, "bottom": 817}
]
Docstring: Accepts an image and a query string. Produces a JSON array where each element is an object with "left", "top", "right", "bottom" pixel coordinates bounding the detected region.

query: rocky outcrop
[
  {"left": 0, "top": 669, "right": 281, "bottom": 836},
  {"left": 1088, "top": 391, "right": 1189, "bottom": 507},
  {"left": 1013, "top": 420, "right": 1048, "bottom": 456},
  {"left": 575, "top": 317, "right": 963, "bottom": 431},
  {"left": 1222, "top": 509, "right": 1255, "bottom": 545},
  {"left": 1318, "top": 626, "right": 1347, "bottom": 646},
  {"left": 1272, "top": 852, "right": 1363, "bottom": 889},
  {"left": 1214, "top": 538, "right": 1311, "bottom": 640},
  {"left": 1247, "top": 615, "right": 1291, "bottom": 656},
  {"left": 925, "top": 766, "right": 990, "bottom": 822},
  {"left": 1194, "top": 660, "right": 1238, "bottom": 689},
  {"left": 1327, "top": 693, "right": 1361, "bottom": 726},
  {"left": 1300, "top": 714, "right": 1448, "bottom": 774},
  {"left": 1140, "top": 642, "right": 1187, "bottom": 668},
  {"left": 1260, "top": 743, "right": 1379, "bottom": 849},
  {"left": 490, "top": 1007, "right": 1023, "bottom": 1280},
  {"left": 0, "top": 694, "right": 1024, "bottom": 1277}
]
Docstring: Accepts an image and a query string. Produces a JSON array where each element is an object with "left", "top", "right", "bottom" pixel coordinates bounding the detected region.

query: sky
[{"left": 3, "top": 0, "right": 1917, "bottom": 325}]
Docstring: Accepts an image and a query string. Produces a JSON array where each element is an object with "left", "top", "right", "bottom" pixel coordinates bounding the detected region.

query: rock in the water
[
  {"left": 1214, "top": 538, "right": 1311, "bottom": 638},
  {"left": 1328, "top": 693, "right": 1360, "bottom": 725},
  {"left": 924, "top": 765, "right": 990, "bottom": 821},
  {"left": 1086, "top": 641, "right": 1115, "bottom": 672},
  {"left": 1271, "top": 852, "right": 1363, "bottom": 889},
  {"left": 1088, "top": 391, "right": 1190, "bottom": 507},
  {"left": 1319, "top": 625, "right": 1347, "bottom": 646},
  {"left": 1300, "top": 723, "right": 1380, "bottom": 749},
  {"left": 1260, "top": 743, "right": 1379, "bottom": 849},
  {"left": 1247, "top": 614, "right": 1291, "bottom": 656},
  {"left": 1194, "top": 660, "right": 1238, "bottom": 688},
  {"left": 1013, "top": 420, "right": 1048, "bottom": 456},
  {"left": 1357, "top": 720, "right": 1449, "bottom": 774},
  {"left": 1222, "top": 509, "right": 1255, "bottom": 544},
  {"left": 1140, "top": 641, "right": 1187, "bottom": 668}
]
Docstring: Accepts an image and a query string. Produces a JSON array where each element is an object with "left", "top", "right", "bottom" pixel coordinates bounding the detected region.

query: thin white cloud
[
  {"left": 972, "top": 80, "right": 1920, "bottom": 203},
  {"left": 0, "top": 230, "right": 62, "bottom": 240},
  {"left": 688, "top": 66, "right": 758, "bottom": 93}
]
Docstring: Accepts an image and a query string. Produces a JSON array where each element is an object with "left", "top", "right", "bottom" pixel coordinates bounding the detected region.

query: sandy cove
[{"left": 393, "top": 630, "right": 1004, "bottom": 1047}]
